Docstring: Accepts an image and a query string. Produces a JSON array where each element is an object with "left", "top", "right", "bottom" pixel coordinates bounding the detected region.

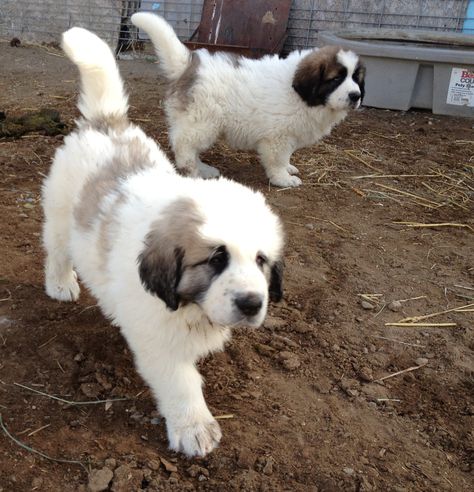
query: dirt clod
[{"left": 88, "top": 468, "right": 113, "bottom": 492}]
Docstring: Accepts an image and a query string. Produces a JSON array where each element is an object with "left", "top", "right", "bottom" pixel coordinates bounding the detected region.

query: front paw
[
  {"left": 45, "top": 270, "right": 80, "bottom": 302},
  {"left": 167, "top": 416, "right": 221, "bottom": 457},
  {"left": 269, "top": 173, "right": 302, "bottom": 188}
]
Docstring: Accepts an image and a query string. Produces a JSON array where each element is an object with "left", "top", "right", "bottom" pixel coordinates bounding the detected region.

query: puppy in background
[
  {"left": 132, "top": 13, "right": 365, "bottom": 188},
  {"left": 42, "top": 27, "right": 284, "bottom": 457}
]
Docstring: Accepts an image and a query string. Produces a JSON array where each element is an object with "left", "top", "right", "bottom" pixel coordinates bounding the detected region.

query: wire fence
[
  {"left": 0, "top": 0, "right": 472, "bottom": 54},
  {"left": 287, "top": 0, "right": 472, "bottom": 50}
]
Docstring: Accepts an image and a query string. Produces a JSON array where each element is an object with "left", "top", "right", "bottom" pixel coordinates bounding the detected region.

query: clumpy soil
[{"left": 0, "top": 43, "right": 473, "bottom": 492}]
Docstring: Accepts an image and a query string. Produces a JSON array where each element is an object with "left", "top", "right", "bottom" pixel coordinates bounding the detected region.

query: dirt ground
[{"left": 0, "top": 42, "right": 473, "bottom": 492}]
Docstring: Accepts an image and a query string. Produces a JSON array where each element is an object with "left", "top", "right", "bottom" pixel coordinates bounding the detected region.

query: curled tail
[
  {"left": 61, "top": 27, "right": 128, "bottom": 122},
  {"left": 131, "top": 13, "right": 191, "bottom": 81}
]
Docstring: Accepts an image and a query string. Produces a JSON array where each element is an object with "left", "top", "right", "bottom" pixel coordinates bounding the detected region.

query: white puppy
[
  {"left": 131, "top": 13, "right": 365, "bottom": 187},
  {"left": 42, "top": 27, "right": 284, "bottom": 457}
]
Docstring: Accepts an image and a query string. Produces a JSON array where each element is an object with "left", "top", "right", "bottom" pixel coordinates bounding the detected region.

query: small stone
[
  {"left": 264, "top": 316, "right": 287, "bottom": 330},
  {"left": 88, "top": 467, "right": 113, "bottom": 492},
  {"left": 305, "top": 223, "right": 315, "bottom": 230},
  {"left": 95, "top": 372, "right": 112, "bottom": 390},
  {"left": 343, "top": 467, "right": 354, "bottom": 476},
  {"left": 32, "top": 477, "right": 43, "bottom": 489},
  {"left": 262, "top": 457, "right": 275, "bottom": 475},
  {"left": 254, "top": 343, "right": 275, "bottom": 357},
  {"left": 168, "top": 472, "right": 179, "bottom": 484},
  {"left": 346, "top": 389, "right": 359, "bottom": 397},
  {"left": 273, "top": 334, "right": 299, "bottom": 349},
  {"left": 187, "top": 465, "right": 200, "bottom": 478},
  {"left": 361, "top": 300, "right": 375, "bottom": 310},
  {"left": 294, "top": 320, "right": 313, "bottom": 333},
  {"left": 361, "top": 383, "right": 389, "bottom": 401},
  {"left": 415, "top": 357, "right": 428, "bottom": 366},
  {"left": 150, "top": 417, "right": 161, "bottom": 425},
  {"left": 279, "top": 351, "right": 294, "bottom": 360},
  {"left": 148, "top": 459, "right": 160, "bottom": 471},
  {"left": 282, "top": 357, "right": 301, "bottom": 370},
  {"left": 320, "top": 339, "right": 329, "bottom": 349},
  {"left": 279, "top": 351, "right": 301, "bottom": 370},
  {"left": 331, "top": 344, "right": 340, "bottom": 352},
  {"left": 160, "top": 457, "right": 178, "bottom": 473},
  {"left": 111, "top": 465, "right": 143, "bottom": 492},
  {"left": 358, "top": 367, "right": 373, "bottom": 382},
  {"left": 312, "top": 376, "right": 333, "bottom": 394},
  {"left": 74, "top": 353, "right": 85, "bottom": 362},
  {"left": 237, "top": 449, "right": 255, "bottom": 469},
  {"left": 104, "top": 458, "right": 117, "bottom": 470},
  {"left": 388, "top": 300, "right": 402, "bottom": 312},
  {"left": 80, "top": 383, "right": 101, "bottom": 398}
]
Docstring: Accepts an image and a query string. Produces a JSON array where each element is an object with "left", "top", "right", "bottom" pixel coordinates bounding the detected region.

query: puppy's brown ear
[
  {"left": 138, "top": 236, "right": 183, "bottom": 311},
  {"left": 269, "top": 260, "right": 284, "bottom": 302},
  {"left": 137, "top": 198, "right": 204, "bottom": 311},
  {"left": 292, "top": 62, "right": 324, "bottom": 107},
  {"left": 354, "top": 62, "right": 366, "bottom": 102}
]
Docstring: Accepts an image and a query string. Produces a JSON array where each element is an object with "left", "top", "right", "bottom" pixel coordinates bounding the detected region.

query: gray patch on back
[
  {"left": 167, "top": 51, "right": 201, "bottom": 110},
  {"left": 74, "top": 136, "right": 153, "bottom": 230}
]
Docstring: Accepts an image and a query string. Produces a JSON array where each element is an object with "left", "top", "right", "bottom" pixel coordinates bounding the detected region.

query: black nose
[
  {"left": 349, "top": 91, "right": 361, "bottom": 103},
  {"left": 234, "top": 293, "right": 263, "bottom": 317}
]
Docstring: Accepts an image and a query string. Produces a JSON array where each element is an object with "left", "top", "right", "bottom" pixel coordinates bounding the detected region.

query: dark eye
[
  {"left": 209, "top": 246, "right": 229, "bottom": 273},
  {"left": 256, "top": 253, "right": 268, "bottom": 268}
]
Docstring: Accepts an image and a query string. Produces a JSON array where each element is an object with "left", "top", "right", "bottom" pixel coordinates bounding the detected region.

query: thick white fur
[
  {"left": 131, "top": 13, "right": 362, "bottom": 187},
  {"left": 42, "top": 27, "right": 283, "bottom": 456}
]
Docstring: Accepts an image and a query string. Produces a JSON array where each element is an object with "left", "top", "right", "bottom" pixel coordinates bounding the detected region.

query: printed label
[{"left": 446, "top": 68, "right": 474, "bottom": 107}]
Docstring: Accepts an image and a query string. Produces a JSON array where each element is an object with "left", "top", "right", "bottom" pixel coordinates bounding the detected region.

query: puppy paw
[
  {"left": 167, "top": 416, "right": 222, "bottom": 457},
  {"left": 287, "top": 164, "right": 300, "bottom": 175},
  {"left": 269, "top": 173, "right": 302, "bottom": 188},
  {"left": 197, "top": 162, "right": 220, "bottom": 179},
  {"left": 45, "top": 271, "right": 80, "bottom": 302}
]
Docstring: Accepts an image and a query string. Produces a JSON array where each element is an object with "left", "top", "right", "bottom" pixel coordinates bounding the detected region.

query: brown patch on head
[
  {"left": 292, "top": 46, "right": 347, "bottom": 107},
  {"left": 138, "top": 198, "right": 217, "bottom": 310},
  {"left": 167, "top": 51, "right": 200, "bottom": 110},
  {"left": 74, "top": 136, "right": 153, "bottom": 230}
]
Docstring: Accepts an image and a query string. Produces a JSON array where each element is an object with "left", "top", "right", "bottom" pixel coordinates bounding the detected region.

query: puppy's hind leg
[
  {"left": 42, "top": 164, "right": 80, "bottom": 302},
  {"left": 257, "top": 140, "right": 302, "bottom": 188},
  {"left": 171, "top": 123, "right": 220, "bottom": 179}
]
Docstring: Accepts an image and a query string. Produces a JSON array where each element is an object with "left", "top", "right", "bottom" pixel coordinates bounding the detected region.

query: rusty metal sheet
[{"left": 184, "top": 0, "right": 292, "bottom": 58}]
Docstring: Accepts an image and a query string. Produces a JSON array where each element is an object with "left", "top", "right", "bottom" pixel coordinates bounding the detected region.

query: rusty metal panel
[{"left": 184, "top": 0, "right": 292, "bottom": 57}]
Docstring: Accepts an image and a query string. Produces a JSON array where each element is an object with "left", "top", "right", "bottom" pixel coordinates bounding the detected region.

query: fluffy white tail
[
  {"left": 131, "top": 13, "right": 191, "bottom": 81},
  {"left": 61, "top": 27, "right": 128, "bottom": 121}
]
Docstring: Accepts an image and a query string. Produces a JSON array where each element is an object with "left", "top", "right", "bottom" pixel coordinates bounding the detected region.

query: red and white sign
[{"left": 446, "top": 67, "right": 474, "bottom": 107}]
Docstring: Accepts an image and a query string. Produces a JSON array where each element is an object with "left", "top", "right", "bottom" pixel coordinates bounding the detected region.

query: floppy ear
[
  {"left": 138, "top": 236, "right": 184, "bottom": 311},
  {"left": 269, "top": 260, "right": 284, "bottom": 302},
  {"left": 356, "top": 63, "right": 366, "bottom": 102},
  {"left": 137, "top": 198, "right": 205, "bottom": 311},
  {"left": 292, "top": 63, "right": 324, "bottom": 107}
]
